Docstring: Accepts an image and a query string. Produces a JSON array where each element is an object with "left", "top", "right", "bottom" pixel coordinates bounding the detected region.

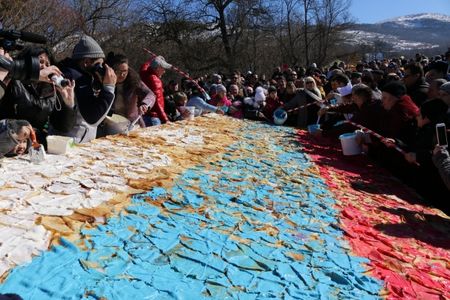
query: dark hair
[
  {"left": 106, "top": 52, "right": 140, "bottom": 94},
  {"left": 404, "top": 62, "right": 424, "bottom": 77},
  {"left": 331, "top": 73, "right": 349, "bottom": 85},
  {"left": 173, "top": 92, "right": 188, "bottom": 105},
  {"left": 106, "top": 52, "right": 128, "bottom": 68},
  {"left": 352, "top": 84, "right": 372, "bottom": 102},
  {"left": 17, "top": 47, "right": 56, "bottom": 65},
  {"left": 420, "top": 98, "right": 448, "bottom": 124}
]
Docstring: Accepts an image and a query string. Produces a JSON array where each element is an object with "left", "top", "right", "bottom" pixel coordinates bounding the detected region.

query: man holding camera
[{"left": 56, "top": 35, "right": 116, "bottom": 143}]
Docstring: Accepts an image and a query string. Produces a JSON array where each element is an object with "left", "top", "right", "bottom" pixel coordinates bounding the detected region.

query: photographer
[
  {"left": 56, "top": 35, "right": 116, "bottom": 143},
  {"left": 0, "top": 47, "right": 76, "bottom": 145}
]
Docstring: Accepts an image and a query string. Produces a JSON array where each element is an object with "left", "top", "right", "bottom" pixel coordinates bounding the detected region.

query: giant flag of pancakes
[{"left": 0, "top": 115, "right": 449, "bottom": 299}]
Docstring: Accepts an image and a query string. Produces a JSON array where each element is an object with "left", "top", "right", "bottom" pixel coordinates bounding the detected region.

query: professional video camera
[{"left": 0, "top": 29, "right": 47, "bottom": 81}]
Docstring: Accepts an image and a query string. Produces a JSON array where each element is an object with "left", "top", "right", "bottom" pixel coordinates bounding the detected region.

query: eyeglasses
[{"left": 115, "top": 70, "right": 128, "bottom": 76}]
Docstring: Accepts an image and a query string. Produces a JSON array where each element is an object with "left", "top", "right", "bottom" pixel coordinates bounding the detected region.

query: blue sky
[{"left": 350, "top": 0, "right": 450, "bottom": 23}]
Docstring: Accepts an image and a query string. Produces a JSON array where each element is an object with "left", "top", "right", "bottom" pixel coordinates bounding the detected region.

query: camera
[
  {"left": 0, "top": 55, "right": 40, "bottom": 81},
  {"left": 92, "top": 63, "right": 106, "bottom": 77},
  {"left": 50, "top": 74, "right": 70, "bottom": 88},
  {"left": 0, "top": 29, "right": 47, "bottom": 81}
]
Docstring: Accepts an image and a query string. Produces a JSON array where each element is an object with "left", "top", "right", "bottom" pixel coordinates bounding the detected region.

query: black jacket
[
  {"left": 0, "top": 80, "right": 76, "bottom": 133},
  {"left": 407, "top": 77, "right": 429, "bottom": 107}
]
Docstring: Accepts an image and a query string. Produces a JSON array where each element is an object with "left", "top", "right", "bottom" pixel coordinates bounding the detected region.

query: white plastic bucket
[
  {"left": 273, "top": 108, "right": 288, "bottom": 125},
  {"left": 339, "top": 132, "right": 362, "bottom": 155},
  {"left": 104, "top": 114, "right": 130, "bottom": 135},
  {"left": 46, "top": 136, "right": 74, "bottom": 155}
]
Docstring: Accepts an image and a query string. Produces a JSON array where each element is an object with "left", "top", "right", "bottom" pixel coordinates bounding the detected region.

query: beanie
[
  {"left": 381, "top": 81, "right": 407, "bottom": 98},
  {"left": 72, "top": 35, "right": 105, "bottom": 60},
  {"left": 268, "top": 85, "right": 277, "bottom": 93},
  {"left": 209, "top": 84, "right": 218, "bottom": 95},
  {"left": 216, "top": 84, "right": 227, "bottom": 93},
  {"left": 420, "top": 98, "right": 448, "bottom": 123}
]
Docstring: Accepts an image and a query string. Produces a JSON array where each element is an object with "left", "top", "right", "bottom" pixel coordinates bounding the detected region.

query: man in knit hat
[{"left": 56, "top": 35, "right": 117, "bottom": 143}]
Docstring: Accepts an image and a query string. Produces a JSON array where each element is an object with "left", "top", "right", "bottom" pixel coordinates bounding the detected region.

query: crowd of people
[{"left": 0, "top": 35, "right": 449, "bottom": 212}]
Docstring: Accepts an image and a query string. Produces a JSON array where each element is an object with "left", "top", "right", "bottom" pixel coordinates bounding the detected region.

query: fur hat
[
  {"left": 381, "top": 81, "right": 407, "bottom": 98},
  {"left": 72, "top": 35, "right": 105, "bottom": 60}
]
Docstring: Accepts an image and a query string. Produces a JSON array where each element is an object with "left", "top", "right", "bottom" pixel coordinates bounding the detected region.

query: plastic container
[
  {"left": 273, "top": 108, "right": 288, "bottom": 125},
  {"left": 46, "top": 136, "right": 74, "bottom": 155},
  {"left": 339, "top": 132, "right": 362, "bottom": 155},
  {"left": 307, "top": 124, "right": 321, "bottom": 134},
  {"left": 104, "top": 114, "right": 130, "bottom": 135}
]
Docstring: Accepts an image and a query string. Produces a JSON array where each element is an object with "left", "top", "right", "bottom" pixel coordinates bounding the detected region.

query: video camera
[{"left": 0, "top": 29, "right": 47, "bottom": 81}]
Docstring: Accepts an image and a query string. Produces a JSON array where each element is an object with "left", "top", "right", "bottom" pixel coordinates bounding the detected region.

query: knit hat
[
  {"left": 216, "top": 84, "right": 227, "bottom": 93},
  {"left": 268, "top": 85, "right": 277, "bottom": 93},
  {"left": 381, "top": 81, "right": 407, "bottom": 98},
  {"left": 420, "top": 98, "right": 448, "bottom": 123},
  {"left": 72, "top": 35, "right": 105, "bottom": 60}
]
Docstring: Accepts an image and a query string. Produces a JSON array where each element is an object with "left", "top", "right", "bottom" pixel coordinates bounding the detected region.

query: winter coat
[
  {"left": 139, "top": 62, "right": 168, "bottom": 123},
  {"left": 0, "top": 80, "right": 76, "bottom": 143},
  {"left": 57, "top": 61, "right": 115, "bottom": 143},
  {"left": 113, "top": 81, "right": 155, "bottom": 127}
]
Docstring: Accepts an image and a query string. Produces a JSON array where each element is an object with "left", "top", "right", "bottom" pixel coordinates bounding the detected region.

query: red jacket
[{"left": 139, "top": 61, "right": 168, "bottom": 123}]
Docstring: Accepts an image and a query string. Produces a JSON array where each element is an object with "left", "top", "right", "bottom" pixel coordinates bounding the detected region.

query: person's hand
[
  {"left": 102, "top": 64, "right": 117, "bottom": 85},
  {"left": 39, "top": 65, "right": 62, "bottom": 83},
  {"left": 326, "top": 92, "right": 337, "bottom": 101},
  {"left": 215, "top": 108, "right": 225, "bottom": 115},
  {"left": 138, "top": 104, "right": 148, "bottom": 115},
  {"left": 56, "top": 79, "right": 75, "bottom": 108},
  {"left": 382, "top": 138, "right": 396, "bottom": 148},
  {"left": 404, "top": 152, "right": 417, "bottom": 164},
  {"left": 433, "top": 144, "right": 447, "bottom": 155}
]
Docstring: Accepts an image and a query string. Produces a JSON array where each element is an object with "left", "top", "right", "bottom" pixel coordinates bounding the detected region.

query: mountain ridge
[{"left": 346, "top": 13, "right": 450, "bottom": 53}]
